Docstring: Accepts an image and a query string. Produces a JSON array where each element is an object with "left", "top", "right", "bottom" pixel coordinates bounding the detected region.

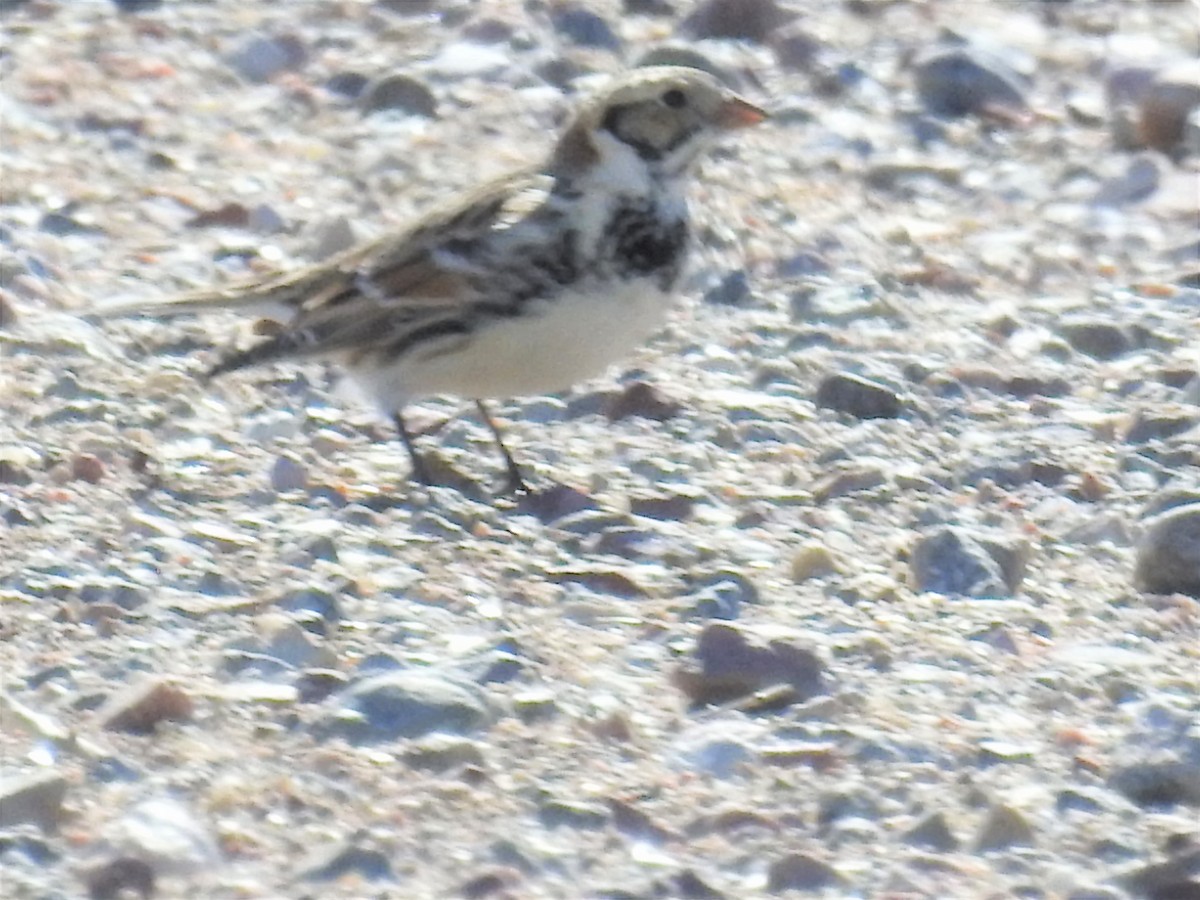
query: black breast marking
[{"left": 604, "top": 202, "right": 689, "bottom": 289}]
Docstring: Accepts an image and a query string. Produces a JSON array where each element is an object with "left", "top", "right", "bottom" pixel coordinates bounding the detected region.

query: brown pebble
[
  {"left": 95, "top": 678, "right": 193, "bottom": 733},
  {"left": 603, "top": 380, "right": 683, "bottom": 422},
  {"left": 71, "top": 453, "right": 106, "bottom": 484}
]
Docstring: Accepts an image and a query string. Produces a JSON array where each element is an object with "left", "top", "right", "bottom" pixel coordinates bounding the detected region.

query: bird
[{"left": 97, "top": 65, "right": 768, "bottom": 492}]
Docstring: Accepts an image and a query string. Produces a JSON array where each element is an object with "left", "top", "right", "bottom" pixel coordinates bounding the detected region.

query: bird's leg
[
  {"left": 475, "top": 400, "right": 527, "bottom": 493},
  {"left": 393, "top": 411, "right": 432, "bottom": 486}
]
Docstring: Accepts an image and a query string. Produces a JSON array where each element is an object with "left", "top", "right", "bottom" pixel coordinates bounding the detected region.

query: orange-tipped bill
[{"left": 717, "top": 95, "right": 769, "bottom": 129}]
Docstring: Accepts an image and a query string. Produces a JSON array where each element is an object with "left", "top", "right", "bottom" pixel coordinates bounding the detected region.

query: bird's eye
[{"left": 661, "top": 89, "right": 687, "bottom": 109}]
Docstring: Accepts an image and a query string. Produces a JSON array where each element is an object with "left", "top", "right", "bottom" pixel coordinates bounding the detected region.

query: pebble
[
  {"left": 103, "top": 797, "right": 221, "bottom": 876},
  {"left": 1134, "top": 503, "right": 1200, "bottom": 597},
  {"left": 314, "top": 670, "right": 490, "bottom": 742},
  {"left": 673, "top": 622, "right": 825, "bottom": 706},
  {"left": 225, "top": 33, "right": 308, "bottom": 83},
  {"left": 913, "top": 42, "right": 1030, "bottom": 119},
  {"left": 70, "top": 452, "right": 106, "bottom": 483},
  {"left": 815, "top": 372, "right": 902, "bottom": 419},
  {"left": 679, "top": 0, "right": 796, "bottom": 43},
  {"left": 909, "top": 526, "right": 1027, "bottom": 598},
  {"left": 702, "top": 269, "right": 752, "bottom": 307},
  {"left": 0, "top": 770, "right": 68, "bottom": 830},
  {"left": 360, "top": 72, "right": 438, "bottom": 117},
  {"left": 766, "top": 853, "right": 843, "bottom": 891},
  {"left": 549, "top": 5, "right": 621, "bottom": 51},
  {"left": 95, "top": 678, "right": 193, "bottom": 733},
  {"left": 902, "top": 810, "right": 960, "bottom": 851},
  {"left": 297, "top": 837, "right": 394, "bottom": 882},
  {"left": 1139, "top": 59, "right": 1200, "bottom": 154},
  {"left": 269, "top": 452, "right": 308, "bottom": 492},
  {"left": 974, "top": 803, "right": 1036, "bottom": 851},
  {"left": 602, "top": 380, "right": 683, "bottom": 421},
  {"left": 1058, "top": 318, "right": 1136, "bottom": 359}
]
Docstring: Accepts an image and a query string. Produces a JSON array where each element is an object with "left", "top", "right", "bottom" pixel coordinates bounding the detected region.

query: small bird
[{"left": 100, "top": 66, "right": 767, "bottom": 491}]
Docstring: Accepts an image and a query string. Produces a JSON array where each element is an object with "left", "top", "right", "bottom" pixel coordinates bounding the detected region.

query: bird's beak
[{"left": 717, "top": 95, "right": 769, "bottom": 129}]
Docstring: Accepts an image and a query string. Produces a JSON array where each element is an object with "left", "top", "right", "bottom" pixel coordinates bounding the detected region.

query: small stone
[
  {"left": 790, "top": 543, "right": 840, "bottom": 581},
  {"left": 603, "top": 381, "right": 683, "bottom": 421},
  {"left": 914, "top": 43, "right": 1030, "bottom": 120},
  {"left": 226, "top": 33, "right": 308, "bottom": 83},
  {"left": 402, "top": 735, "right": 486, "bottom": 772},
  {"left": 361, "top": 72, "right": 438, "bottom": 117},
  {"left": 1091, "top": 155, "right": 1162, "bottom": 207},
  {"left": 1110, "top": 759, "right": 1200, "bottom": 806},
  {"left": 703, "top": 270, "right": 751, "bottom": 306},
  {"left": 974, "top": 803, "right": 1036, "bottom": 851},
  {"left": 460, "top": 867, "right": 521, "bottom": 899},
  {"left": 305, "top": 216, "right": 361, "bottom": 261},
  {"left": 1135, "top": 503, "right": 1200, "bottom": 597},
  {"left": 766, "top": 852, "right": 842, "bottom": 891},
  {"left": 903, "top": 811, "right": 959, "bottom": 851},
  {"left": 298, "top": 837, "right": 394, "bottom": 882},
  {"left": 1059, "top": 319, "right": 1135, "bottom": 360},
  {"left": 314, "top": 670, "right": 490, "bottom": 743},
  {"left": 538, "top": 797, "right": 609, "bottom": 830},
  {"left": 673, "top": 622, "right": 825, "bottom": 706},
  {"left": 909, "top": 526, "right": 1027, "bottom": 598},
  {"left": 549, "top": 5, "right": 621, "bottom": 50},
  {"left": 679, "top": 0, "right": 796, "bottom": 43},
  {"left": 0, "top": 771, "right": 68, "bottom": 830},
  {"left": 105, "top": 797, "right": 220, "bottom": 875},
  {"left": 81, "top": 857, "right": 157, "bottom": 900},
  {"left": 187, "top": 201, "right": 250, "bottom": 229},
  {"left": 95, "top": 678, "right": 193, "bottom": 733},
  {"left": 629, "top": 492, "right": 695, "bottom": 521},
  {"left": 270, "top": 452, "right": 308, "bottom": 493},
  {"left": 325, "top": 71, "right": 369, "bottom": 99},
  {"left": 816, "top": 372, "right": 902, "bottom": 419},
  {"left": 296, "top": 668, "right": 349, "bottom": 703},
  {"left": 70, "top": 453, "right": 106, "bottom": 483},
  {"left": 517, "top": 482, "right": 599, "bottom": 524},
  {"left": 1139, "top": 59, "right": 1200, "bottom": 154}
]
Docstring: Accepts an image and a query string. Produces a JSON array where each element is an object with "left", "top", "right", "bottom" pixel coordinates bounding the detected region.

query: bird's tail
[{"left": 87, "top": 265, "right": 334, "bottom": 322}]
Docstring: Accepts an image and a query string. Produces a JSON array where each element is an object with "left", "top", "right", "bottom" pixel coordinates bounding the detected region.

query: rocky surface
[{"left": 1, "top": 1, "right": 1198, "bottom": 897}]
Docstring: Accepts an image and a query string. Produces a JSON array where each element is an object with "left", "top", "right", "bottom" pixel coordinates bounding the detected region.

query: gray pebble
[
  {"left": 361, "top": 73, "right": 438, "bottom": 117},
  {"left": 673, "top": 622, "right": 825, "bottom": 706},
  {"left": 973, "top": 803, "right": 1036, "bottom": 851},
  {"left": 1135, "top": 503, "right": 1200, "bottom": 597},
  {"left": 315, "top": 670, "right": 490, "bottom": 742},
  {"left": 914, "top": 43, "right": 1030, "bottom": 119},
  {"left": 1059, "top": 319, "right": 1136, "bottom": 360},
  {"left": 816, "top": 372, "right": 902, "bottom": 419},
  {"left": 226, "top": 33, "right": 308, "bottom": 84},
  {"left": 679, "top": 0, "right": 796, "bottom": 43},
  {"left": 766, "top": 852, "right": 843, "bottom": 891},
  {"left": 269, "top": 452, "right": 308, "bottom": 493},
  {"left": 550, "top": 5, "right": 621, "bottom": 51},
  {"left": 105, "top": 797, "right": 220, "bottom": 875},
  {"left": 538, "top": 797, "right": 609, "bottom": 830},
  {"left": 902, "top": 810, "right": 960, "bottom": 851},
  {"left": 0, "top": 771, "right": 68, "bottom": 830},
  {"left": 297, "top": 836, "right": 394, "bottom": 883},
  {"left": 909, "top": 526, "right": 1027, "bottom": 598}
]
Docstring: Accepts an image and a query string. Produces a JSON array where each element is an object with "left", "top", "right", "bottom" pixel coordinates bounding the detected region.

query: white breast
[{"left": 352, "top": 277, "right": 675, "bottom": 408}]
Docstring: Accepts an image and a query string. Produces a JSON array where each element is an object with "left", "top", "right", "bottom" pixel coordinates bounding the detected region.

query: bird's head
[{"left": 552, "top": 66, "right": 768, "bottom": 184}]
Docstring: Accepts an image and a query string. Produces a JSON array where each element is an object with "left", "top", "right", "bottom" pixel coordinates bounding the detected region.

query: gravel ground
[{"left": 2, "top": 1, "right": 1199, "bottom": 898}]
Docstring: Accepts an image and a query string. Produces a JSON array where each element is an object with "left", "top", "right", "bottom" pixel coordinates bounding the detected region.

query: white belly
[{"left": 353, "top": 279, "right": 674, "bottom": 407}]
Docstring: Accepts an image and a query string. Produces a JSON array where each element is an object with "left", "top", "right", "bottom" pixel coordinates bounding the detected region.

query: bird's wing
[{"left": 203, "top": 169, "right": 562, "bottom": 376}]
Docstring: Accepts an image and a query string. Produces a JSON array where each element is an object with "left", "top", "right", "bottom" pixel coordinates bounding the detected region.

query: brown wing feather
[{"left": 206, "top": 168, "right": 555, "bottom": 375}]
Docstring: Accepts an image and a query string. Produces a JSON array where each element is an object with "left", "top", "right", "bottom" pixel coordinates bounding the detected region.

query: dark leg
[
  {"left": 475, "top": 400, "right": 527, "bottom": 493},
  {"left": 393, "top": 411, "right": 432, "bottom": 485}
]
